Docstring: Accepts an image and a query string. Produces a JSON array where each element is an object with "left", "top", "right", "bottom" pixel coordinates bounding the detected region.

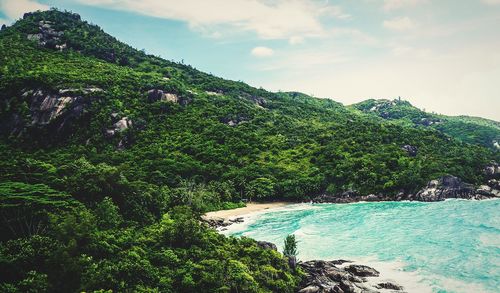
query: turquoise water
[{"left": 227, "top": 200, "right": 500, "bottom": 293}]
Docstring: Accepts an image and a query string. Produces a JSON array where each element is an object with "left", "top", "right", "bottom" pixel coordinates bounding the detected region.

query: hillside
[
  {"left": 351, "top": 98, "right": 500, "bottom": 150},
  {"left": 0, "top": 9, "right": 499, "bottom": 292}
]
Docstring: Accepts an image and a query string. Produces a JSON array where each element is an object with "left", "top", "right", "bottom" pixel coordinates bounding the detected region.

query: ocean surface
[{"left": 225, "top": 199, "right": 500, "bottom": 293}]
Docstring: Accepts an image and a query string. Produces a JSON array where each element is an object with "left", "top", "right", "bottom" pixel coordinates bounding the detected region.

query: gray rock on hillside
[
  {"left": 105, "top": 117, "right": 132, "bottom": 137},
  {"left": 27, "top": 20, "right": 66, "bottom": 50},
  {"left": 7, "top": 88, "right": 97, "bottom": 135},
  {"left": 401, "top": 144, "right": 418, "bottom": 157},
  {"left": 147, "top": 89, "right": 179, "bottom": 103}
]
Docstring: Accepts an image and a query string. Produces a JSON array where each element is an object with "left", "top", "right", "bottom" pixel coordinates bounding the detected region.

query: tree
[{"left": 283, "top": 234, "right": 298, "bottom": 270}]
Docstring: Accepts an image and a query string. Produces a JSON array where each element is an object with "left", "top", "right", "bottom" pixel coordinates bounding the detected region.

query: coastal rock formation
[
  {"left": 200, "top": 216, "right": 244, "bottom": 229},
  {"left": 313, "top": 174, "right": 499, "bottom": 204},
  {"left": 413, "top": 175, "right": 479, "bottom": 201},
  {"left": 257, "top": 241, "right": 277, "bottom": 251},
  {"left": 484, "top": 162, "right": 500, "bottom": 177},
  {"left": 298, "top": 260, "right": 403, "bottom": 293}
]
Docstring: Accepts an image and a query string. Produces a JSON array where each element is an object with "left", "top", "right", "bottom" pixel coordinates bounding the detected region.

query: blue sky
[{"left": 1, "top": 0, "right": 499, "bottom": 120}]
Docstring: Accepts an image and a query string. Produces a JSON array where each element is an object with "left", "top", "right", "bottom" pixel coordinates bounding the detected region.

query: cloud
[
  {"left": 481, "top": 0, "right": 500, "bottom": 5},
  {"left": 77, "top": 0, "right": 348, "bottom": 40},
  {"left": 289, "top": 36, "right": 304, "bottom": 45},
  {"left": 0, "top": 0, "right": 48, "bottom": 20},
  {"left": 251, "top": 46, "right": 274, "bottom": 57},
  {"left": 383, "top": 16, "right": 416, "bottom": 31},
  {"left": 383, "top": 0, "right": 427, "bottom": 11}
]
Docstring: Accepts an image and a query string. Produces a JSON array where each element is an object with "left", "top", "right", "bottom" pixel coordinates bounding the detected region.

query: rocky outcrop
[
  {"left": 239, "top": 93, "right": 267, "bottom": 108},
  {"left": 27, "top": 20, "right": 66, "bottom": 50},
  {"left": 375, "top": 282, "right": 404, "bottom": 290},
  {"left": 313, "top": 174, "right": 500, "bottom": 204},
  {"left": 147, "top": 89, "right": 179, "bottom": 103},
  {"left": 344, "top": 265, "right": 379, "bottom": 277},
  {"left": 401, "top": 144, "right": 418, "bottom": 157},
  {"left": 418, "top": 117, "right": 442, "bottom": 126},
  {"left": 484, "top": 162, "right": 500, "bottom": 177},
  {"left": 257, "top": 241, "right": 277, "bottom": 251},
  {"left": 201, "top": 216, "right": 244, "bottom": 230},
  {"left": 1, "top": 87, "right": 104, "bottom": 137},
  {"left": 298, "top": 260, "right": 403, "bottom": 293},
  {"left": 105, "top": 117, "right": 132, "bottom": 137},
  {"left": 221, "top": 115, "right": 248, "bottom": 127},
  {"left": 413, "top": 175, "right": 479, "bottom": 201}
]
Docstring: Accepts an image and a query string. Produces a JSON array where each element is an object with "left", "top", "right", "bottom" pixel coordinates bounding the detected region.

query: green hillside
[
  {"left": 0, "top": 9, "right": 498, "bottom": 292},
  {"left": 352, "top": 98, "right": 500, "bottom": 150}
]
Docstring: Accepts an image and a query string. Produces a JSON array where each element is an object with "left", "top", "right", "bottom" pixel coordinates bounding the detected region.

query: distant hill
[{"left": 351, "top": 98, "right": 500, "bottom": 150}]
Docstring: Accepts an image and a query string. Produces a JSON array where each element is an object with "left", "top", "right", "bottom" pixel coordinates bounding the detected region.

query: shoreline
[{"left": 203, "top": 201, "right": 293, "bottom": 221}]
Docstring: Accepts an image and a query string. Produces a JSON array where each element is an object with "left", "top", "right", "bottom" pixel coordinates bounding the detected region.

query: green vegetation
[
  {"left": 352, "top": 98, "right": 500, "bottom": 150},
  {"left": 0, "top": 9, "right": 499, "bottom": 292},
  {"left": 283, "top": 235, "right": 298, "bottom": 258}
]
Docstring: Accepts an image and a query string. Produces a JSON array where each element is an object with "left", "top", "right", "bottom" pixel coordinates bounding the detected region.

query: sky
[{"left": 1, "top": 0, "right": 499, "bottom": 121}]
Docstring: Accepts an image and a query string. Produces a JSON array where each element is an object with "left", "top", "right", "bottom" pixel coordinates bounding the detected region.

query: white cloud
[
  {"left": 383, "top": 0, "right": 427, "bottom": 11},
  {"left": 251, "top": 46, "right": 274, "bottom": 58},
  {"left": 289, "top": 36, "right": 304, "bottom": 45},
  {"left": 481, "top": 0, "right": 500, "bottom": 5},
  {"left": 383, "top": 16, "right": 416, "bottom": 31},
  {"left": 77, "top": 0, "right": 348, "bottom": 40},
  {"left": 0, "top": 0, "right": 48, "bottom": 20}
]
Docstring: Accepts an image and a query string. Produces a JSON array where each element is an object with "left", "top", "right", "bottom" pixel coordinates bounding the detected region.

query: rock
[
  {"left": 298, "top": 260, "right": 386, "bottom": 293},
  {"left": 484, "top": 162, "right": 500, "bottom": 178},
  {"left": 238, "top": 93, "right": 267, "bottom": 107},
  {"left": 58, "top": 87, "right": 103, "bottom": 95},
  {"left": 105, "top": 117, "right": 132, "bottom": 137},
  {"left": 344, "top": 265, "right": 380, "bottom": 277},
  {"left": 205, "top": 91, "right": 223, "bottom": 96},
  {"left": 419, "top": 117, "right": 441, "bottom": 126},
  {"left": 487, "top": 179, "right": 500, "bottom": 190},
  {"left": 27, "top": 20, "right": 66, "bottom": 50},
  {"left": 229, "top": 217, "right": 244, "bottom": 223},
  {"left": 401, "top": 144, "right": 418, "bottom": 157},
  {"left": 147, "top": 89, "right": 179, "bottom": 103},
  {"left": 298, "top": 285, "right": 320, "bottom": 293},
  {"left": 375, "top": 282, "right": 404, "bottom": 291},
  {"left": 414, "top": 175, "right": 477, "bottom": 201},
  {"left": 256, "top": 241, "right": 277, "bottom": 251}
]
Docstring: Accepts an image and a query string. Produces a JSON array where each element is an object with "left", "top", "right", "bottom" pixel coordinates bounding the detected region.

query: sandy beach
[{"left": 203, "top": 202, "right": 292, "bottom": 220}]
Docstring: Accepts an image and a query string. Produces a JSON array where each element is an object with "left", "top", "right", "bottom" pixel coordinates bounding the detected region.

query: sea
[{"left": 225, "top": 199, "right": 500, "bottom": 293}]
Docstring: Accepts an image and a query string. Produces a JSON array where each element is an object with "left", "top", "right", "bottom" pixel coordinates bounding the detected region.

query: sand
[{"left": 203, "top": 202, "right": 292, "bottom": 220}]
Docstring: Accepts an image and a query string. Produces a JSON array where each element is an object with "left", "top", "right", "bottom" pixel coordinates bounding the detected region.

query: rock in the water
[
  {"left": 375, "top": 282, "right": 404, "bottom": 291},
  {"left": 256, "top": 241, "right": 277, "bottom": 251},
  {"left": 298, "top": 260, "right": 387, "bottom": 293},
  {"left": 344, "top": 265, "right": 380, "bottom": 277}
]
